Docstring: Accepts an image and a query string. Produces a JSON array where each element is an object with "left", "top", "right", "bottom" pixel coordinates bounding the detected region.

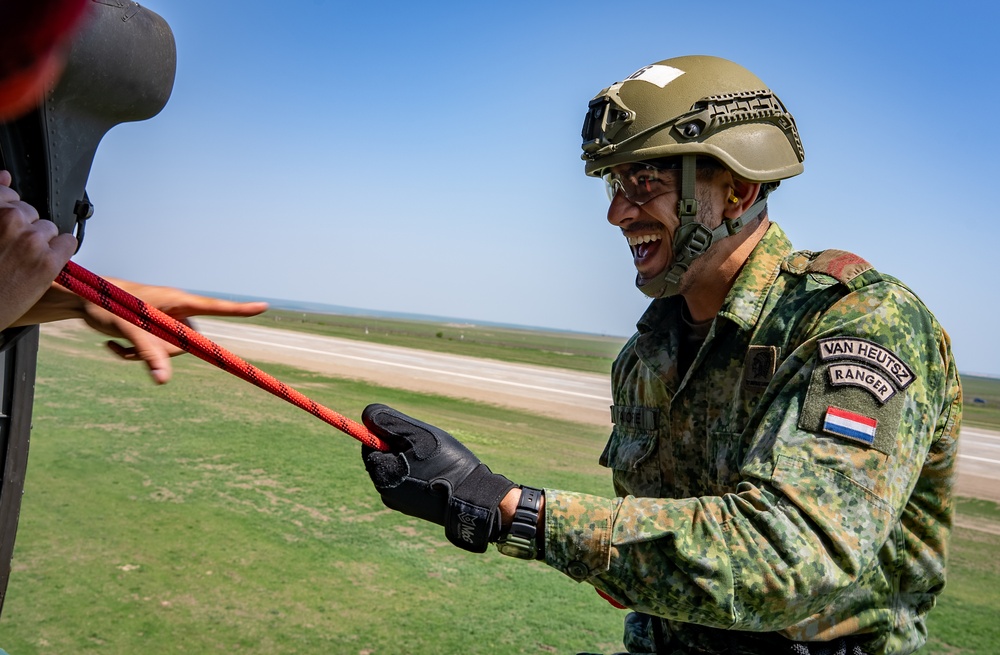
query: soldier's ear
[{"left": 725, "top": 180, "right": 761, "bottom": 219}]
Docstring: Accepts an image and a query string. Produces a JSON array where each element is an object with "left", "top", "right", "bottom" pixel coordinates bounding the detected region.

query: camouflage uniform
[{"left": 542, "top": 223, "right": 962, "bottom": 655}]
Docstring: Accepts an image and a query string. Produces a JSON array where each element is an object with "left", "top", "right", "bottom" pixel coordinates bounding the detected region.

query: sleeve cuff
[{"left": 542, "top": 488, "right": 614, "bottom": 581}]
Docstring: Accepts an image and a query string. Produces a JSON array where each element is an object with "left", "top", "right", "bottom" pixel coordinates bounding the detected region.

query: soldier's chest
[{"left": 606, "top": 331, "right": 770, "bottom": 498}]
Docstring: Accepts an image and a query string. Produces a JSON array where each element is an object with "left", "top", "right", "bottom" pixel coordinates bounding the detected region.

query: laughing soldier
[{"left": 360, "top": 56, "right": 962, "bottom": 655}]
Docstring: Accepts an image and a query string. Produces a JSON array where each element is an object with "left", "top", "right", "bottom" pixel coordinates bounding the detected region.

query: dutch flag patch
[{"left": 823, "top": 406, "right": 878, "bottom": 446}]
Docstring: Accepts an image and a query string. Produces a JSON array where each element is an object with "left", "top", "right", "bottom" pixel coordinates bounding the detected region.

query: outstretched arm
[{"left": 12, "top": 279, "right": 268, "bottom": 384}]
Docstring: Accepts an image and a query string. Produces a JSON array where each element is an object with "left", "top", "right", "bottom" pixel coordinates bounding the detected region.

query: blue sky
[{"left": 76, "top": 1, "right": 1000, "bottom": 376}]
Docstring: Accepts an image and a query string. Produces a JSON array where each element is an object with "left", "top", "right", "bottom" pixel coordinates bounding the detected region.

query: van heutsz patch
[{"left": 817, "top": 337, "right": 914, "bottom": 404}]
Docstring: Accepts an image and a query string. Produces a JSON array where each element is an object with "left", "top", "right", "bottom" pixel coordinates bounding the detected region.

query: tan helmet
[
  {"left": 582, "top": 56, "right": 804, "bottom": 299},
  {"left": 581, "top": 55, "right": 804, "bottom": 182}
]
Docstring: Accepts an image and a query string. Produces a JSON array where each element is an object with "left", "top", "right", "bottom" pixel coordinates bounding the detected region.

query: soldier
[{"left": 360, "top": 56, "right": 961, "bottom": 655}]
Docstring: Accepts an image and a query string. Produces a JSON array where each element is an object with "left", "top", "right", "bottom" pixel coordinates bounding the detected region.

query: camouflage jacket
[{"left": 542, "top": 223, "right": 962, "bottom": 655}]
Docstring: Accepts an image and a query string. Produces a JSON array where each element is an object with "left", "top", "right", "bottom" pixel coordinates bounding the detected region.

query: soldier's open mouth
[{"left": 628, "top": 233, "right": 663, "bottom": 270}]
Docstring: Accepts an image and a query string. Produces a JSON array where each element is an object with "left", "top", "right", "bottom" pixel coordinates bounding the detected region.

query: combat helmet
[{"left": 581, "top": 55, "right": 805, "bottom": 298}]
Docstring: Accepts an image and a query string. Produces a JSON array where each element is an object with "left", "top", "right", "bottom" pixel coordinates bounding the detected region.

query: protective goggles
[{"left": 603, "top": 161, "right": 680, "bottom": 206}]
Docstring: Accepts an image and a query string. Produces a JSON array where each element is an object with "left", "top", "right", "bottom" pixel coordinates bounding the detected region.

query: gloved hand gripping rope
[{"left": 55, "top": 260, "right": 389, "bottom": 452}]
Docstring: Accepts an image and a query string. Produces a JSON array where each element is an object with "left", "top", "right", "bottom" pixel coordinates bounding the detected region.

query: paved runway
[
  {"left": 957, "top": 426, "right": 1000, "bottom": 500},
  {"left": 197, "top": 319, "right": 998, "bottom": 498},
  {"left": 958, "top": 427, "right": 1000, "bottom": 475},
  {"left": 197, "top": 319, "right": 614, "bottom": 426}
]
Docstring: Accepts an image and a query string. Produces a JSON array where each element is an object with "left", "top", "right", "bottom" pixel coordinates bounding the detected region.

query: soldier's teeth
[{"left": 627, "top": 234, "right": 662, "bottom": 247}]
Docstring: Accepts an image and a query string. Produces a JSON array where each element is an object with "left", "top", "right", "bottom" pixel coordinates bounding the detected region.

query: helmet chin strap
[{"left": 636, "top": 155, "right": 769, "bottom": 299}]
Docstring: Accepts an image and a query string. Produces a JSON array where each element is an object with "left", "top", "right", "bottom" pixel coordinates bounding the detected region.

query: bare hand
[
  {"left": 0, "top": 170, "right": 78, "bottom": 329},
  {"left": 81, "top": 279, "right": 269, "bottom": 384}
]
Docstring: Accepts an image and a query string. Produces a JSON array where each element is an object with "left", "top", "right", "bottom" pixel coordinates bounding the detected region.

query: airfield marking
[
  {"left": 959, "top": 454, "right": 1000, "bottom": 465},
  {"left": 200, "top": 332, "right": 610, "bottom": 402}
]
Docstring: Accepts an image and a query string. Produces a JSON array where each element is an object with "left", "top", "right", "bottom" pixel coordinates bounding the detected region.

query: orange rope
[{"left": 55, "top": 260, "right": 388, "bottom": 451}]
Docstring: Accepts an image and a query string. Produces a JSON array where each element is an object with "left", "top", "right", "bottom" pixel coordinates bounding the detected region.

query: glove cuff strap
[
  {"left": 446, "top": 497, "right": 496, "bottom": 552},
  {"left": 445, "top": 466, "right": 515, "bottom": 553}
]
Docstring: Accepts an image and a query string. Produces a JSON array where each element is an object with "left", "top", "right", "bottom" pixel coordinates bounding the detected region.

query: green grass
[
  {"left": 961, "top": 375, "right": 1000, "bottom": 430},
  {"left": 219, "top": 309, "right": 625, "bottom": 375},
  {"left": 2, "top": 325, "right": 998, "bottom": 654},
  {"left": 922, "top": 501, "right": 1000, "bottom": 654}
]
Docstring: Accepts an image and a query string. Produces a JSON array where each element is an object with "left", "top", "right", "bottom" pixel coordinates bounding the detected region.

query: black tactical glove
[{"left": 361, "top": 403, "right": 516, "bottom": 553}]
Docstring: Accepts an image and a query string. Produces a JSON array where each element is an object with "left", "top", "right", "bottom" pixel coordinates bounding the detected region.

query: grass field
[
  {"left": 923, "top": 497, "right": 1000, "bottom": 654},
  {"left": 0, "top": 324, "right": 997, "bottom": 653},
  {"left": 2, "top": 326, "right": 625, "bottom": 654},
  {"left": 960, "top": 375, "right": 1000, "bottom": 430}
]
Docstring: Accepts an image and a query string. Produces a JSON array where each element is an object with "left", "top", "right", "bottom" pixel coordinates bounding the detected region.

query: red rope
[{"left": 55, "top": 260, "right": 388, "bottom": 452}]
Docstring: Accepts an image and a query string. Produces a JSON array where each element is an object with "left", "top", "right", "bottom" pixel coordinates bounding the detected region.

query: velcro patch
[
  {"left": 799, "top": 361, "right": 902, "bottom": 455},
  {"left": 823, "top": 406, "right": 877, "bottom": 446},
  {"left": 611, "top": 405, "right": 660, "bottom": 431},
  {"left": 807, "top": 250, "right": 872, "bottom": 284},
  {"left": 624, "top": 64, "right": 685, "bottom": 88},
  {"left": 818, "top": 337, "right": 914, "bottom": 390},
  {"left": 743, "top": 345, "right": 780, "bottom": 391}
]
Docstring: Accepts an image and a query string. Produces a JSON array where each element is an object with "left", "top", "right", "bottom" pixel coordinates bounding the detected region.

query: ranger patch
[
  {"left": 827, "top": 363, "right": 896, "bottom": 404},
  {"left": 818, "top": 337, "right": 914, "bottom": 390}
]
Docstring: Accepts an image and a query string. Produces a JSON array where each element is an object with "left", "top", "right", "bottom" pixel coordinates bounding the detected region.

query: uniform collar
[
  {"left": 716, "top": 222, "right": 792, "bottom": 331},
  {"left": 634, "top": 222, "right": 792, "bottom": 335},
  {"left": 636, "top": 296, "right": 683, "bottom": 335}
]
